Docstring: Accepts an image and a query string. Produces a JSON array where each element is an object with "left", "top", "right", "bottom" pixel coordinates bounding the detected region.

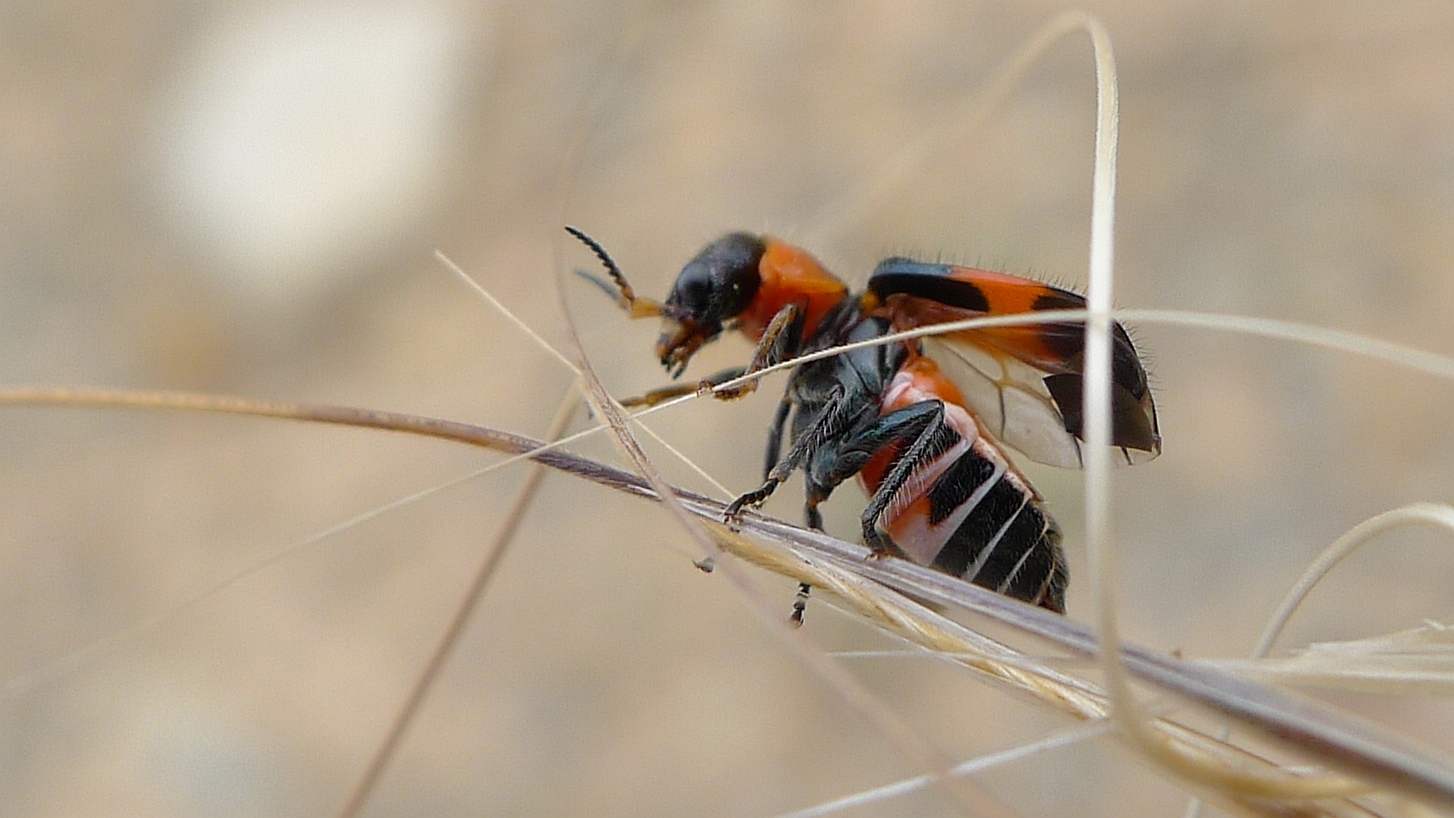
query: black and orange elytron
[{"left": 568, "top": 227, "right": 1160, "bottom": 620}]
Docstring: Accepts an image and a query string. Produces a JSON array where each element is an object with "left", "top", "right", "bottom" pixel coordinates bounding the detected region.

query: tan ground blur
[{"left": 2, "top": 2, "right": 1453, "bottom": 816}]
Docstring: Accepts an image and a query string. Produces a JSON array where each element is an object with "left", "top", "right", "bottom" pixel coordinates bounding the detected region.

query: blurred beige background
[{"left": 2, "top": 1, "right": 1453, "bottom": 816}]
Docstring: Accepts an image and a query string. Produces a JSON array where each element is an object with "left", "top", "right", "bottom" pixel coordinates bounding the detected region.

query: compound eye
[
  {"left": 682, "top": 278, "right": 711, "bottom": 309},
  {"left": 670, "top": 268, "right": 714, "bottom": 316}
]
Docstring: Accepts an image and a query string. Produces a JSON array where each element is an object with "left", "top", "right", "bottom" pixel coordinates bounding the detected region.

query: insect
[{"left": 568, "top": 227, "right": 1160, "bottom": 619}]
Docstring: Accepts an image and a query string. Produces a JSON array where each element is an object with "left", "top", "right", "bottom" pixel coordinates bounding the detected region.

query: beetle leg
[
  {"left": 618, "top": 304, "right": 801, "bottom": 407},
  {"left": 725, "top": 383, "right": 864, "bottom": 628},
  {"left": 798, "top": 400, "right": 953, "bottom": 557},
  {"left": 619, "top": 366, "right": 747, "bottom": 408},
  {"left": 723, "top": 383, "right": 851, "bottom": 524},
  {"left": 857, "top": 401, "right": 959, "bottom": 556},
  {"left": 709, "top": 303, "right": 801, "bottom": 400},
  {"left": 779, "top": 400, "right": 946, "bottom": 626},
  {"left": 789, "top": 582, "right": 812, "bottom": 626},
  {"left": 788, "top": 492, "right": 829, "bottom": 627},
  {"left": 722, "top": 477, "right": 783, "bottom": 522},
  {"left": 763, "top": 388, "right": 794, "bottom": 481}
]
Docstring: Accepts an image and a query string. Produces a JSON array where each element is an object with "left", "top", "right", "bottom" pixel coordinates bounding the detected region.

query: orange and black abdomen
[
  {"left": 860, "top": 355, "right": 1068, "bottom": 613},
  {"left": 923, "top": 455, "right": 1067, "bottom": 612}
]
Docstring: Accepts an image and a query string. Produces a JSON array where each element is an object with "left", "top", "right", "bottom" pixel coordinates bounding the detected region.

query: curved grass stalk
[
  {"left": 1255, "top": 504, "right": 1454, "bottom": 663},
  {"left": 5, "top": 384, "right": 1452, "bottom": 814},
  {"left": 678, "top": 307, "right": 1454, "bottom": 411},
  {"left": 1187, "top": 503, "right": 1454, "bottom": 818},
  {"left": 1063, "top": 12, "right": 1360, "bottom": 808}
]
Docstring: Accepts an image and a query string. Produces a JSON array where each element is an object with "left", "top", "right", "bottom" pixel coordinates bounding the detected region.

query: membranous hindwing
[{"left": 868, "top": 258, "right": 1160, "bottom": 468}]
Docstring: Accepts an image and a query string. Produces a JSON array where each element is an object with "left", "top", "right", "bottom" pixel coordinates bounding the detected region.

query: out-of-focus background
[{"left": 2, "top": 2, "right": 1453, "bottom": 816}]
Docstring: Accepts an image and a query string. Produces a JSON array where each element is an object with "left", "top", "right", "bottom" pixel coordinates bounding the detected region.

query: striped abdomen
[{"left": 862, "top": 359, "right": 1068, "bottom": 613}]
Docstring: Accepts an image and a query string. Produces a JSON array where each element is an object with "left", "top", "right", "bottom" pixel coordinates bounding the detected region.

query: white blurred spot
[{"left": 153, "top": 2, "right": 478, "bottom": 302}]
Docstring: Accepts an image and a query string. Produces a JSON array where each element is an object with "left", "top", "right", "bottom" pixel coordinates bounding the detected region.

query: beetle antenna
[
  {"left": 572, "top": 267, "right": 625, "bottom": 302},
  {"left": 564, "top": 225, "right": 630, "bottom": 298},
  {"left": 564, "top": 226, "right": 663, "bottom": 318}
]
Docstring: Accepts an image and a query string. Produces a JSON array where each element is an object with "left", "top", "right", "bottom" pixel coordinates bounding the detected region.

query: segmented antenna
[{"left": 565, "top": 225, "right": 655, "bottom": 316}]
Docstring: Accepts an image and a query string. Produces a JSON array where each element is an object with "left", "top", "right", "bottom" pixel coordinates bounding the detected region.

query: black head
[{"left": 655, "top": 232, "right": 765, "bottom": 376}]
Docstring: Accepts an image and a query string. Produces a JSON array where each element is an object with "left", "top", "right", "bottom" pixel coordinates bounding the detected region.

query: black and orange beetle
[{"left": 568, "top": 228, "right": 1160, "bottom": 621}]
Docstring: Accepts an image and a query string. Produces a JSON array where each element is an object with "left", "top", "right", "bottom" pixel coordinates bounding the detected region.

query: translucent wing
[{"left": 868, "top": 259, "right": 1161, "bottom": 468}]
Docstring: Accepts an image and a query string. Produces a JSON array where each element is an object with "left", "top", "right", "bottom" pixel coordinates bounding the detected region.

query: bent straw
[{"left": 4, "top": 385, "right": 1452, "bottom": 812}]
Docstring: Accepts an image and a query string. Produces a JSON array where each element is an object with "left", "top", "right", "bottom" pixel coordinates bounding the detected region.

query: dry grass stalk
[{"left": 4, "top": 384, "right": 1452, "bottom": 816}]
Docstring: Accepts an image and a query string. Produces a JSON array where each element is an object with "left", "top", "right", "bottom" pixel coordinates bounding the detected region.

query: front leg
[
  {"left": 619, "top": 366, "right": 747, "bottom": 408},
  {"left": 723, "top": 383, "right": 851, "bottom": 525},
  {"left": 710, "top": 303, "right": 801, "bottom": 401},
  {"left": 620, "top": 303, "right": 802, "bottom": 407}
]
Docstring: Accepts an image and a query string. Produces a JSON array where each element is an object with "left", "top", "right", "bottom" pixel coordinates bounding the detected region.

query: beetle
[{"left": 567, "top": 227, "right": 1159, "bottom": 620}]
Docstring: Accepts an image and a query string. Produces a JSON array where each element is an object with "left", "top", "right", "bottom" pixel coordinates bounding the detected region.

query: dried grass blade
[
  {"left": 1212, "top": 624, "right": 1454, "bottom": 697},
  {"left": 6, "top": 386, "right": 1454, "bottom": 812}
]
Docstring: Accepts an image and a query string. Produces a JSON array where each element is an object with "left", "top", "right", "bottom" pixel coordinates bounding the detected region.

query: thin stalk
[
  {"left": 5, "top": 385, "right": 1454, "bottom": 812},
  {"left": 332, "top": 387, "right": 582, "bottom": 818}
]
